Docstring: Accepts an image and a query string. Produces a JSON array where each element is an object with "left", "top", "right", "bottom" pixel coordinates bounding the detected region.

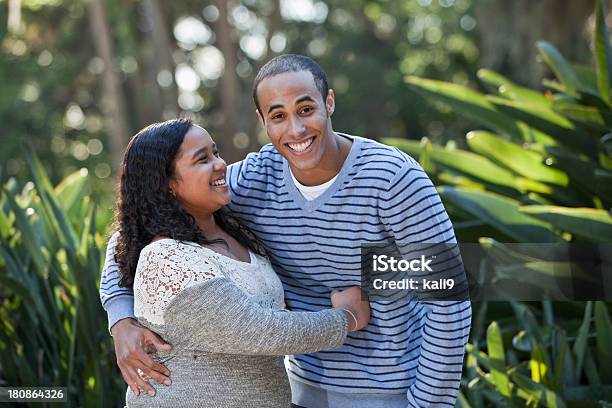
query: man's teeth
[
  {"left": 288, "top": 138, "right": 313, "bottom": 152},
  {"left": 211, "top": 178, "right": 226, "bottom": 186}
]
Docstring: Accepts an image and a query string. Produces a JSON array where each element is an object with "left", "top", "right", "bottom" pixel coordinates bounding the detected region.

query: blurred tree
[
  {"left": 87, "top": 0, "right": 130, "bottom": 168},
  {"left": 141, "top": 0, "right": 179, "bottom": 120},
  {"left": 1, "top": 0, "right": 593, "bottom": 188},
  {"left": 475, "top": 0, "right": 593, "bottom": 88},
  {"left": 214, "top": 0, "right": 242, "bottom": 163}
]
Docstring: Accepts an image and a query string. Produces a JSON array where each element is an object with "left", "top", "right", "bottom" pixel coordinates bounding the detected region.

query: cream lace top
[{"left": 133, "top": 238, "right": 285, "bottom": 326}]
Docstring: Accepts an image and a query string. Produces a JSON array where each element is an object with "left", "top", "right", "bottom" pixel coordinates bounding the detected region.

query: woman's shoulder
[
  {"left": 142, "top": 236, "right": 196, "bottom": 250},
  {"left": 140, "top": 238, "right": 204, "bottom": 259},
  {"left": 133, "top": 239, "right": 225, "bottom": 325},
  {"left": 137, "top": 238, "right": 220, "bottom": 277}
]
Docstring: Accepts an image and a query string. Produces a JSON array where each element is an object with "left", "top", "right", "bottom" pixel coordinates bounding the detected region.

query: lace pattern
[{"left": 134, "top": 239, "right": 285, "bottom": 325}]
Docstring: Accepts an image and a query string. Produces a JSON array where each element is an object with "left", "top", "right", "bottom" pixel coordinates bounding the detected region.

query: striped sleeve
[
  {"left": 99, "top": 231, "right": 135, "bottom": 332},
  {"left": 380, "top": 159, "right": 472, "bottom": 407}
]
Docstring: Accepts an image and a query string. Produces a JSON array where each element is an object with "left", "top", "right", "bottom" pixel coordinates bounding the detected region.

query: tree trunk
[
  {"left": 476, "top": 0, "right": 592, "bottom": 88},
  {"left": 87, "top": 0, "right": 131, "bottom": 169},
  {"left": 7, "top": 0, "right": 22, "bottom": 34},
  {"left": 214, "top": 0, "right": 242, "bottom": 163},
  {"left": 142, "top": 0, "right": 179, "bottom": 119}
]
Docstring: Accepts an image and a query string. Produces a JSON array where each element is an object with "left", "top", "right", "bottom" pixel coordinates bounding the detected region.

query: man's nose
[{"left": 287, "top": 115, "right": 305, "bottom": 137}]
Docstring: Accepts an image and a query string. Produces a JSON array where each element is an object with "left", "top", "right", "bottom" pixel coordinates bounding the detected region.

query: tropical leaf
[
  {"left": 404, "top": 76, "right": 526, "bottom": 140},
  {"left": 477, "top": 68, "right": 551, "bottom": 106},
  {"left": 551, "top": 101, "right": 609, "bottom": 133},
  {"left": 594, "top": 0, "right": 612, "bottom": 104},
  {"left": 545, "top": 146, "right": 612, "bottom": 204},
  {"left": 510, "top": 371, "right": 567, "bottom": 408},
  {"left": 466, "top": 131, "right": 568, "bottom": 185},
  {"left": 537, "top": 41, "right": 580, "bottom": 98},
  {"left": 573, "top": 302, "right": 593, "bottom": 384},
  {"left": 385, "top": 137, "right": 553, "bottom": 194},
  {"left": 518, "top": 206, "right": 612, "bottom": 241},
  {"left": 487, "top": 322, "right": 512, "bottom": 397},
  {"left": 487, "top": 96, "right": 599, "bottom": 158},
  {"left": 594, "top": 302, "right": 612, "bottom": 382},
  {"left": 439, "top": 187, "right": 560, "bottom": 242}
]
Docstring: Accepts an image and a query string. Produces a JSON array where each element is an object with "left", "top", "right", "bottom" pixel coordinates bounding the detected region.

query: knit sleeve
[
  {"left": 99, "top": 231, "right": 135, "bottom": 332},
  {"left": 380, "top": 159, "right": 472, "bottom": 407},
  {"left": 161, "top": 278, "right": 348, "bottom": 356},
  {"left": 134, "top": 239, "right": 348, "bottom": 355}
]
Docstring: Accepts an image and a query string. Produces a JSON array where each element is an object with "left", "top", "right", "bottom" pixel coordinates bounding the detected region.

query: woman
[{"left": 114, "top": 118, "right": 370, "bottom": 407}]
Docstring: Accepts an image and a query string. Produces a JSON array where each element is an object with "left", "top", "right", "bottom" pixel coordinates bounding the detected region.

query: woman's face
[{"left": 169, "top": 125, "right": 229, "bottom": 214}]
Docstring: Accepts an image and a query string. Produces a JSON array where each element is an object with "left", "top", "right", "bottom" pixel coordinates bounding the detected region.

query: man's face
[{"left": 256, "top": 70, "right": 335, "bottom": 172}]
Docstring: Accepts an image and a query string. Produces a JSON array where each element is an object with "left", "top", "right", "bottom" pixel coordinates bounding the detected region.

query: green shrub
[
  {"left": 385, "top": 0, "right": 612, "bottom": 406},
  {"left": 0, "top": 154, "right": 122, "bottom": 407}
]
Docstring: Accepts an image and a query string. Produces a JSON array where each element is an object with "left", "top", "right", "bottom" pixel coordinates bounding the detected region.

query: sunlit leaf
[
  {"left": 537, "top": 41, "right": 580, "bottom": 99},
  {"left": 440, "top": 187, "right": 560, "bottom": 242},
  {"left": 594, "top": 0, "right": 612, "bottom": 103},
  {"left": 486, "top": 322, "right": 511, "bottom": 397},
  {"left": 466, "top": 131, "right": 568, "bottom": 185},
  {"left": 404, "top": 76, "right": 526, "bottom": 140},
  {"left": 519, "top": 205, "right": 612, "bottom": 241}
]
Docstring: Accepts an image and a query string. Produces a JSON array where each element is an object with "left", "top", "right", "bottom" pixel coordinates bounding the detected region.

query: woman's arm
[
  {"left": 162, "top": 277, "right": 349, "bottom": 355},
  {"left": 136, "top": 240, "right": 359, "bottom": 356}
]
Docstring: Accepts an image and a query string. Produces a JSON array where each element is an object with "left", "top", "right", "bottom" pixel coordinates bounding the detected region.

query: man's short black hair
[{"left": 253, "top": 54, "right": 329, "bottom": 115}]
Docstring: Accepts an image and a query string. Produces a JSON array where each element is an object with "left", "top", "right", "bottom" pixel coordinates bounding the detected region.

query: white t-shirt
[{"left": 290, "top": 169, "right": 339, "bottom": 201}]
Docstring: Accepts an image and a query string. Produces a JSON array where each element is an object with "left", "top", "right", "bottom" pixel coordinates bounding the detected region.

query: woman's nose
[{"left": 213, "top": 156, "right": 227, "bottom": 170}]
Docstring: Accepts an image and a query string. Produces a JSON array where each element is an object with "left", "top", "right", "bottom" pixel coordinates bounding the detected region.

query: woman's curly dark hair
[{"left": 114, "top": 118, "right": 265, "bottom": 288}]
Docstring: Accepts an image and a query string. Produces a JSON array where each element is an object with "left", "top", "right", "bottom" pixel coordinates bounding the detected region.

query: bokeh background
[
  {"left": 0, "top": 0, "right": 594, "bottom": 190},
  {"left": 1, "top": 0, "right": 611, "bottom": 407}
]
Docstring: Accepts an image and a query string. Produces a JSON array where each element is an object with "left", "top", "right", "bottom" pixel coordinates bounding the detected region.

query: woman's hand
[
  {"left": 330, "top": 287, "right": 371, "bottom": 331},
  {"left": 111, "top": 318, "right": 173, "bottom": 396}
]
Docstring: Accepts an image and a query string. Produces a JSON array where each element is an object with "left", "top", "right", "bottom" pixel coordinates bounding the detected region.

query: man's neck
[{"left": 291, "top": 132, "right": 352, "bottom": 186}]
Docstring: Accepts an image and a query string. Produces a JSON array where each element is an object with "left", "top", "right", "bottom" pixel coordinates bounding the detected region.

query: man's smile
[{"left": 286, "top": 136, "right": 316, "bottom": 153}]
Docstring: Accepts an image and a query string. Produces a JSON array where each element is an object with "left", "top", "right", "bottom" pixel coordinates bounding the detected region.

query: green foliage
[
  {"left": 386, "top": 0, "right": 612, "bottom": 406},
  {"left": 460, "top": 303, "right": 612, "bottom": 407},
  {"left": 0, "top": 154, "right": 120, "bottom": 406},
  {"left": 387, "top": 9, "right": 611, "bottom": 244}
]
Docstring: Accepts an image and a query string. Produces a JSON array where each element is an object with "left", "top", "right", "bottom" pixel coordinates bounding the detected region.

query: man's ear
[
  {"left": 256, "top": 109, "right": 265, "bottom": 127},
  {"left": 326, "top": 89, "right": 335, "bottom": 117}
]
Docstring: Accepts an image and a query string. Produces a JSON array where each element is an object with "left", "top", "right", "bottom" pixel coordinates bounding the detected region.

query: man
[{"left": 100, "top": 54, "right": 471, "bottom": 407}]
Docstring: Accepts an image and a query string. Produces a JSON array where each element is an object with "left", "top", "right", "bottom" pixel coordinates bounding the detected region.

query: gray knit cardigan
[{"left": 125, "top": 277, "right": 348, "bottom": 407}]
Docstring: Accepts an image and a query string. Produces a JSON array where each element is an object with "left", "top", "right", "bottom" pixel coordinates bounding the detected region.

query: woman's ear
[{"left": 169, "top": 177, "right": 178, "bottom": 196}]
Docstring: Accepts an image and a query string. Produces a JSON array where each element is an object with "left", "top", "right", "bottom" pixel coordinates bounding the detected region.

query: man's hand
[{"left": 111, "top": 318, "right": 173, "bottom": 396}]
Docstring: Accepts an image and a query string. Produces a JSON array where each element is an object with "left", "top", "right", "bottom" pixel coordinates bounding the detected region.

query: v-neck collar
[{"left": 282, "top": 133, "right": 363, "bottom": 212}]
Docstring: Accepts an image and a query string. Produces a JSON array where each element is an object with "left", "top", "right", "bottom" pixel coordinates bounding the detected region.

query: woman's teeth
[
  {"left": 211, "top": 178, "right": 226, "bottom": 187},
  {"left": 288, "top": 137, "right": 314, "bottom": 152}
]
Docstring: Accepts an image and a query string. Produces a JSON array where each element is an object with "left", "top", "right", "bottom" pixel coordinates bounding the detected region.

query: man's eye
[
  {"left": 271, "top": 113, "right": 284, "bottom": 120},
  {"left": 213, "top": 150, "right": 220, "bottom": 157},
  {"left": 198, "top": 156, "right": 208, "bottom": 163},
  {"left": 300, "top": 107, "right": 313, "bottom": 114}
]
